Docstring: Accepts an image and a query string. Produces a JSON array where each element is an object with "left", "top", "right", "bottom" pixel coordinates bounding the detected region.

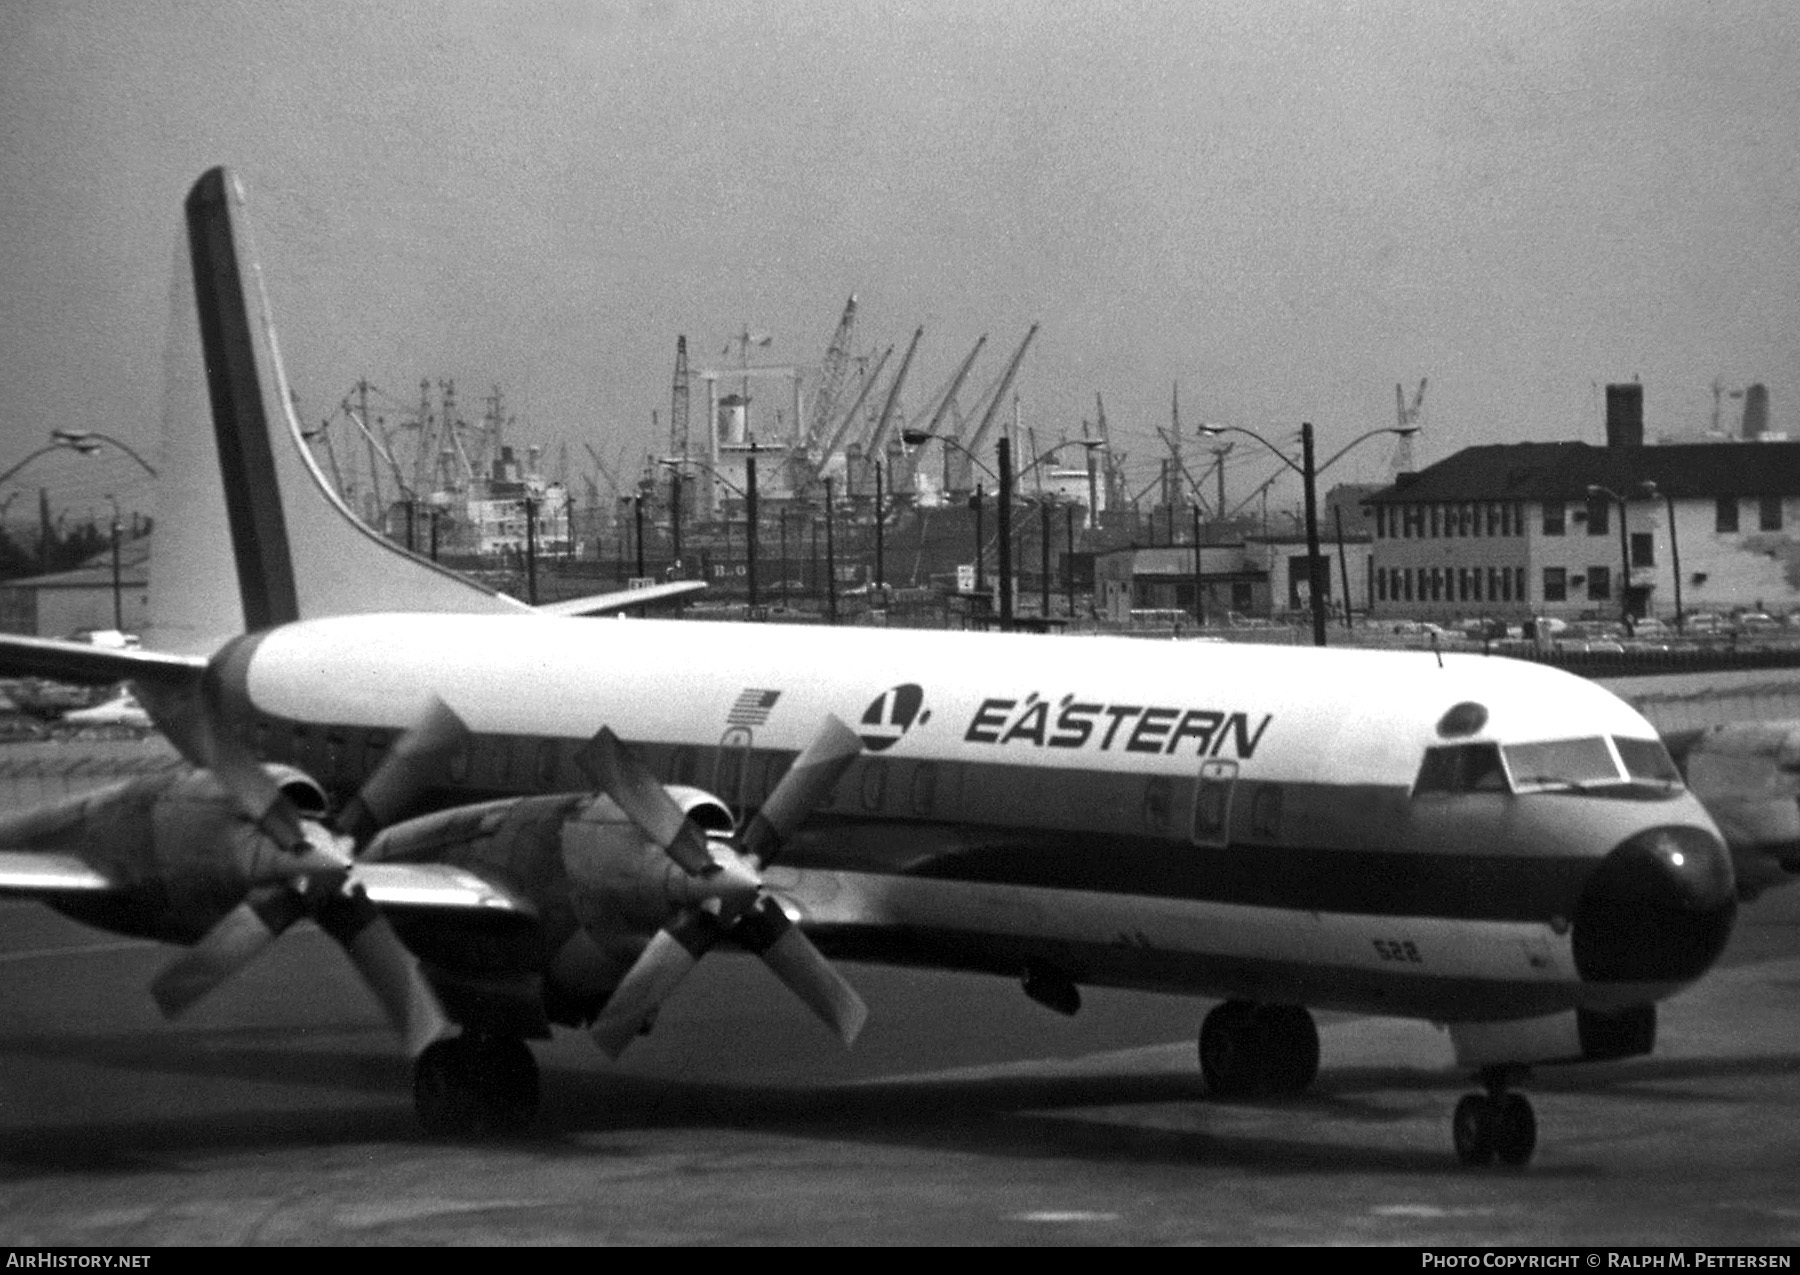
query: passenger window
[{"left": 1414, "top": 743, "right": 1508, "bottom": 795}]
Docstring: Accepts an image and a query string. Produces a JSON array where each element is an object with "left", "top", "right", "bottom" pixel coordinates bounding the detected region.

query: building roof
[{"left": 1364, "top": 441, "right": 1800, "bottom": 505}]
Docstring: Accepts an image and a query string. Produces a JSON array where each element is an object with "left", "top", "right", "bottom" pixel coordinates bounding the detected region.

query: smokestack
[
  {"left": 1743, "top": 383, "right": 1770, "bottom": 440},
  {"left": 1605, "top": 383, "right": 1644, "bottom": 448}
]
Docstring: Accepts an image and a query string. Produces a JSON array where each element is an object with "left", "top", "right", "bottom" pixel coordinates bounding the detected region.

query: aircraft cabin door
[{"left": 1191, "top": 759, "right": 1238, "bottom": 847}]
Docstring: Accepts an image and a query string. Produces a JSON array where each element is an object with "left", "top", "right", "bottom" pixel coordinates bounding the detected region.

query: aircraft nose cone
[{"left": 1572, "top": 825, "right": 1736, "bottom": 985}]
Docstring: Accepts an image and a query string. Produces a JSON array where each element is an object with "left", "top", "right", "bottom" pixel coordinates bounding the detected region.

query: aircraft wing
[
  {"left": 0, "top": 851, "right": 116, "bottom": 895},
  {"left": 533, "top": 579, "right": 707, "bottom": 617},
  {"left": 0, "top": 634, "right": 206, "bottom": 688},
  {"left": 350, "top": 862, "right": 535, "bottom": 917}
]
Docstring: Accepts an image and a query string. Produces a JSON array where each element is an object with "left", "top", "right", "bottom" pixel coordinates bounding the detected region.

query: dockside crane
[{"left": 794, "top": 296, "right": 858, "bottom": 462}]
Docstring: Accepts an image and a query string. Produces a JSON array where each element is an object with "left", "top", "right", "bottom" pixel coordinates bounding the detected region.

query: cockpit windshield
[{"left": 1413, "top": 736, "right": 1683, "bottom": 797}]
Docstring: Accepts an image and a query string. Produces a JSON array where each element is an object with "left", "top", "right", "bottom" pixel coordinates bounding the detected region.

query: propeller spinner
[
  {"left": 149, "top": 698, "right": 470, "bottom": 1056},
  {"left": 578, "top": 715, "right": 866, "bottom": 1058}
]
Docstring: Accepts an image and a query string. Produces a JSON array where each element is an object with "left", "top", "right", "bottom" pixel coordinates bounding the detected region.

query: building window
[
  {"left": 1377, "top": 569, "right": 1387, "bottom": 601},
  {"left": 1429, "top": 505, "right": 1440, "bottom": 538},
  {"left": 1716, "top": 497, "right": 1738, "bottom": 533},
  {"left": 1515, "top": 567, "right": 1525, "bottom": 601},
  {"left": 1588, "top": 565, "right": 1611, "bottom": 600},
  {"left": 1761, "top": 496, "right": 1782, "bottom": 531},
  {"left": 1543, "top": 567, "right": 1567, "bottom": 602},
  {"left": 1586, "top": 496, "right": 1610, "bottom": 536},
  {"left": 1485, "top": 503, "right": 1499, "bottom": 537},
  {"left": 1543, "top": 502, "right": 1565, "bottom": 536},
  {"left": 1630, "top": 532, "right": 1654, "bottom": 567}
]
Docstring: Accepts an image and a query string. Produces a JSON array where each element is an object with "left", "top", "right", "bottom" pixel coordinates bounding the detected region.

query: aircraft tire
[
  {"left": 468, "top": 1034, "right": 541, "bottom": 1135},
  {"left": 1198, "top": 1000, "right": 1260, "bottom": 1097},
  {"left": 1492, "top": 1092, "right": 1536, "bottom": 1167},
  {"left": 1452, "top": 1094, "right": 1497, "bottom": 1167},
  {"left": 1253, "top": 1005, "right": 1320, "bottom": 1094},
  {"left": 415, "top": 1038, "right": 480, "bottom": 1137}
]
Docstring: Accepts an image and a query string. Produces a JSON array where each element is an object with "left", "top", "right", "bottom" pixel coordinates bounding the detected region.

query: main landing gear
[
  {"left": 413, "top": 1033, "right": 541, "bottom": 1137},
  {"left": 1198, "top": 1000, "right": 1320, "bottom": 1098},
  {"left": 1452, "top": 1066, "right": 1537, "bottom": 1168}
]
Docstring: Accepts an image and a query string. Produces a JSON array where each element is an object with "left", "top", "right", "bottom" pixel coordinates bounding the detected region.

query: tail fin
[{"left": 165, "top": 167, "right": 525, "bottom": 640}]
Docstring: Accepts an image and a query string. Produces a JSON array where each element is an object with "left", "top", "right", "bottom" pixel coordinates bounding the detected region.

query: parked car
[{"left": 61, "top": 687, "right": 152, "bottom": 728}]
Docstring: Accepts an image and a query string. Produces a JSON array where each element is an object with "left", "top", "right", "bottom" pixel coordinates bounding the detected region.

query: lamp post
[
  {"left": 873, "top": 460, "right": 885, "bottom": 593},
  {"left": 105, "top": 493, "right": 122, "bottom": 630},
  {"left": 1200, "top": 421, "right": 1418, "bottom": 647},
  {"left": 824, "top": 476, "right": 838, "bottom": 624},
  {"left": 1587, "top": 484, "right": 1635, "bottom": 631},
  {"left": 50, "top": 429, "right": 158, "bottom": 477},
  {"left": 1639, "top": 480, "right": 1682, "bottom": 631},
  {"left": 662, "top": 455, "right": 759, "bottom": 609},
  {"left": 902, "top": 430, "right": 1100, "bottom": 631}
]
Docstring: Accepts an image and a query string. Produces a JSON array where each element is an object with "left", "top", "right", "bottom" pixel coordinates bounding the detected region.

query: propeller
[
  {"left": 580, "top": 715, "right": 866, "bottom": 1058},
  {"left": 149, "top": 697, "right": 470, "bottom": 1056}
]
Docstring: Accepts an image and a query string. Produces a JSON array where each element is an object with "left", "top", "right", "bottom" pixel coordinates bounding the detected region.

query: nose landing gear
[{"left": 1452, "top": 1066, "right": 1536, "bottom": 1167}]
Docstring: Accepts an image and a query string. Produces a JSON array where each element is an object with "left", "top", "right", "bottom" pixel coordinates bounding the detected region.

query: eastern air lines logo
[{"left": 860, "top": 683, "right": 930, "bottom": 752}]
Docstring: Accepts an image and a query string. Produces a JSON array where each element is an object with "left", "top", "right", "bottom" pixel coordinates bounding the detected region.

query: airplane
[{"left": 0, "top": 167, "right": 1742, "bottom": 1167}]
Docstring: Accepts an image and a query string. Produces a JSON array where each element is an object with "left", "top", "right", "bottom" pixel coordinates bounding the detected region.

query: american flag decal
[{"left": 726, "top": 688, "right": 781, "bottom": 726}]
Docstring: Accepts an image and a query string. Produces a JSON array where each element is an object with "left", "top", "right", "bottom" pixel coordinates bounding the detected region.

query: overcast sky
[{"left": 2, "top": 0, "right": 1797, "bottom": 522}]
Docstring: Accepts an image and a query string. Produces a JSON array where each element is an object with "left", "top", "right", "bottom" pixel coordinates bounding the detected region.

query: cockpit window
[
  {"left": 1612, "top": 735, "right": 1683, "bottom": 786},
  {"left": 1414, "top": 742, "right": 1509, "bottom": 795},
  {"left": 1501, "top": 737, "right": 1619, "bottom": 792},
  {"left": 1415, "top": 735, "right": 1686, "bottom": 798}
]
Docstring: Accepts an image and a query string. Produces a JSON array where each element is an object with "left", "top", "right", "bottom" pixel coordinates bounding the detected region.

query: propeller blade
[
  {"left": 733, "top": 896, "right": 868, "bottom": 1046},
  {"left": 576, "top": 727, "right": 714, "bottom": 876},
  {"left": 738, "top": 714, "right": 862, "bottom": 865},
  {"left": 313, "top": 884, "right": 451, "bottom": 1057},
  {"left": 590, "top": 910, "right": 726, "bottom": 1058},
  {"left": 150, "top": 887, "right": 308, "bottom": 1018},
  {"left": 191, "top": 701, "right": 311, "bottom": 856},
  {"left": 334, "top": 697, "right": 470, "bottom": 845}
]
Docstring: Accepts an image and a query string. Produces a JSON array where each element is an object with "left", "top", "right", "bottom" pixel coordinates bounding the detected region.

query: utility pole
[
  {"left": 745, "top": 453, "right": 759, "bottom": 610},
  {"left": 1192, "top": 504, "right": 1204, "bottom": 626},
  {"left": 669, "top": 469, "right": 683, "bottom": 576},
  {"left": 825, "top": 477, "right": 838, "bottom": 624},
  {"left": 997, "top": 435, "right": 1013, "bottom": 631},
  {"left": 524, "top": 493, "right": 539, "bottom": 605},
  {"left": 1039, "top": 499, "right": 1051, "bottom": 620},
  {"left": 1301, "top": 422, "right": 1326, "bottom": 648},
  {"left": 874, "top": 461, "right": 885, "bottom": 592},
  {"left": 1065, "top": 503, "right": 1076, "bottom": 617},
  {"left": 634, "top": 495, "right": 645, "bottom": 579}
]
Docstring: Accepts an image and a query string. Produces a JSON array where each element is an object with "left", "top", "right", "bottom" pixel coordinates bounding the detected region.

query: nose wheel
[
  {"left": 413, "top": 1033, "right": 541, "bottom": 1137},
  {"left": 1452, "top": 1067, "right": 1536, "bottom": 1167},
  {"left": 1198, "top": 1000, "right": 1320, "bottom": 1097}
]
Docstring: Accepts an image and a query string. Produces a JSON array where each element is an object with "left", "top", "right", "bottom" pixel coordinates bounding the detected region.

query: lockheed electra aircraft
[{"left": 0, "top": 168, "right": 1739, "bottom": 1168}]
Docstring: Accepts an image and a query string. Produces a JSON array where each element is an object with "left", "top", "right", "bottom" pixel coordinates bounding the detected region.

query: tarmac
[{"left": 0, "top": 886, "right": 1795, "bottom": 1246}]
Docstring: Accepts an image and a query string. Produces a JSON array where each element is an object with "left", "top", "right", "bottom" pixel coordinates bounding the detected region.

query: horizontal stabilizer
[{"left": 534, "top": 579, "right": 707, "bottom": 617}]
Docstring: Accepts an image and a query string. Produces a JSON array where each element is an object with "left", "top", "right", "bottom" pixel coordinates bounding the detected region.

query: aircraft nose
[{"left": 1572, "top": 825, "right": 1736, "bottom": 985}]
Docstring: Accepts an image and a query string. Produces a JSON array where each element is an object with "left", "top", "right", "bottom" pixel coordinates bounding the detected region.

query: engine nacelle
[{"left": 1450, "top": 1004, "right": 1656, "bottom": 1070}]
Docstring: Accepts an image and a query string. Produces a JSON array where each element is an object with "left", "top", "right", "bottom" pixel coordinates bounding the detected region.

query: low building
[
  {"left": 1094, "top": 534, "right": 1372, "bottom": 624},
  {"left": 1364, "top": 437, "right": 1800, "bottom": 624},
  {"left": 0, "top": 535, "right": 150, "bottom": 637}
]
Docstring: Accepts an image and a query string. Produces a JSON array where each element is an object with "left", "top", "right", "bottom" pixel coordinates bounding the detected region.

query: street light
[
  {"left": 1586, "top": 484, "right": 1636, "bottom": 631},
  {"left": 1199, "top": 422, "right": 1418, "bottom": 647},
  {"left": 661, "top": 453, "right": 760, "bottom": 609},
  {"left": 902, "top": 430, "right": 1099, "bottom": 631},
  {"left": 1639, "top": 480, "right": 1682, "bottom": 631},
  {"left": 50, "top": 430, "right": 157, "bottom": 476}
]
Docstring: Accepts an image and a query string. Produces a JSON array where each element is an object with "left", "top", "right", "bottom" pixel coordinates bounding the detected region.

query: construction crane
[
  {"left": 962, "top": 324, "right": 1040, "bottom": 462},
  {"left": 804, "top": 343, "right": 895, "bottom": 492}
]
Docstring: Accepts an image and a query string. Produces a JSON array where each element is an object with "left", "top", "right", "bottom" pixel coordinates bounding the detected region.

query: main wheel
[
  {"left": 1253, "top": 1005, "right": 1320, "bottom": 1095},
  {"left": 468, "top": 1035, "right": 541, "bottom": 1135},
  {"left": 1452, "top": 1093, "right": 1496, "bottom": 1167},
  {"left": 1492, "top": 1092, "right": 1537, "bottom": 1167},
  {"left": 1198, "top": 1000, "right": 1260, "bottom": 1097},
  {"left": 414, "top": 1038, "right": 479, "bottom": 1137}
]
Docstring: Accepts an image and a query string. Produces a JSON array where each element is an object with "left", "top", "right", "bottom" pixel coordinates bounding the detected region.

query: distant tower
[
  {"left": 1391, "top": 378, "right": 1426, "bottom": 474},
  {"left": 670, "top": 336, "right": 690, "bottom": 459}
]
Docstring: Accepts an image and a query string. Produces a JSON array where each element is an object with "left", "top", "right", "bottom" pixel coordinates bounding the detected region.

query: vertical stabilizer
[{"left": 179, "top": 167, "right": 527, "bottom": 631}]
